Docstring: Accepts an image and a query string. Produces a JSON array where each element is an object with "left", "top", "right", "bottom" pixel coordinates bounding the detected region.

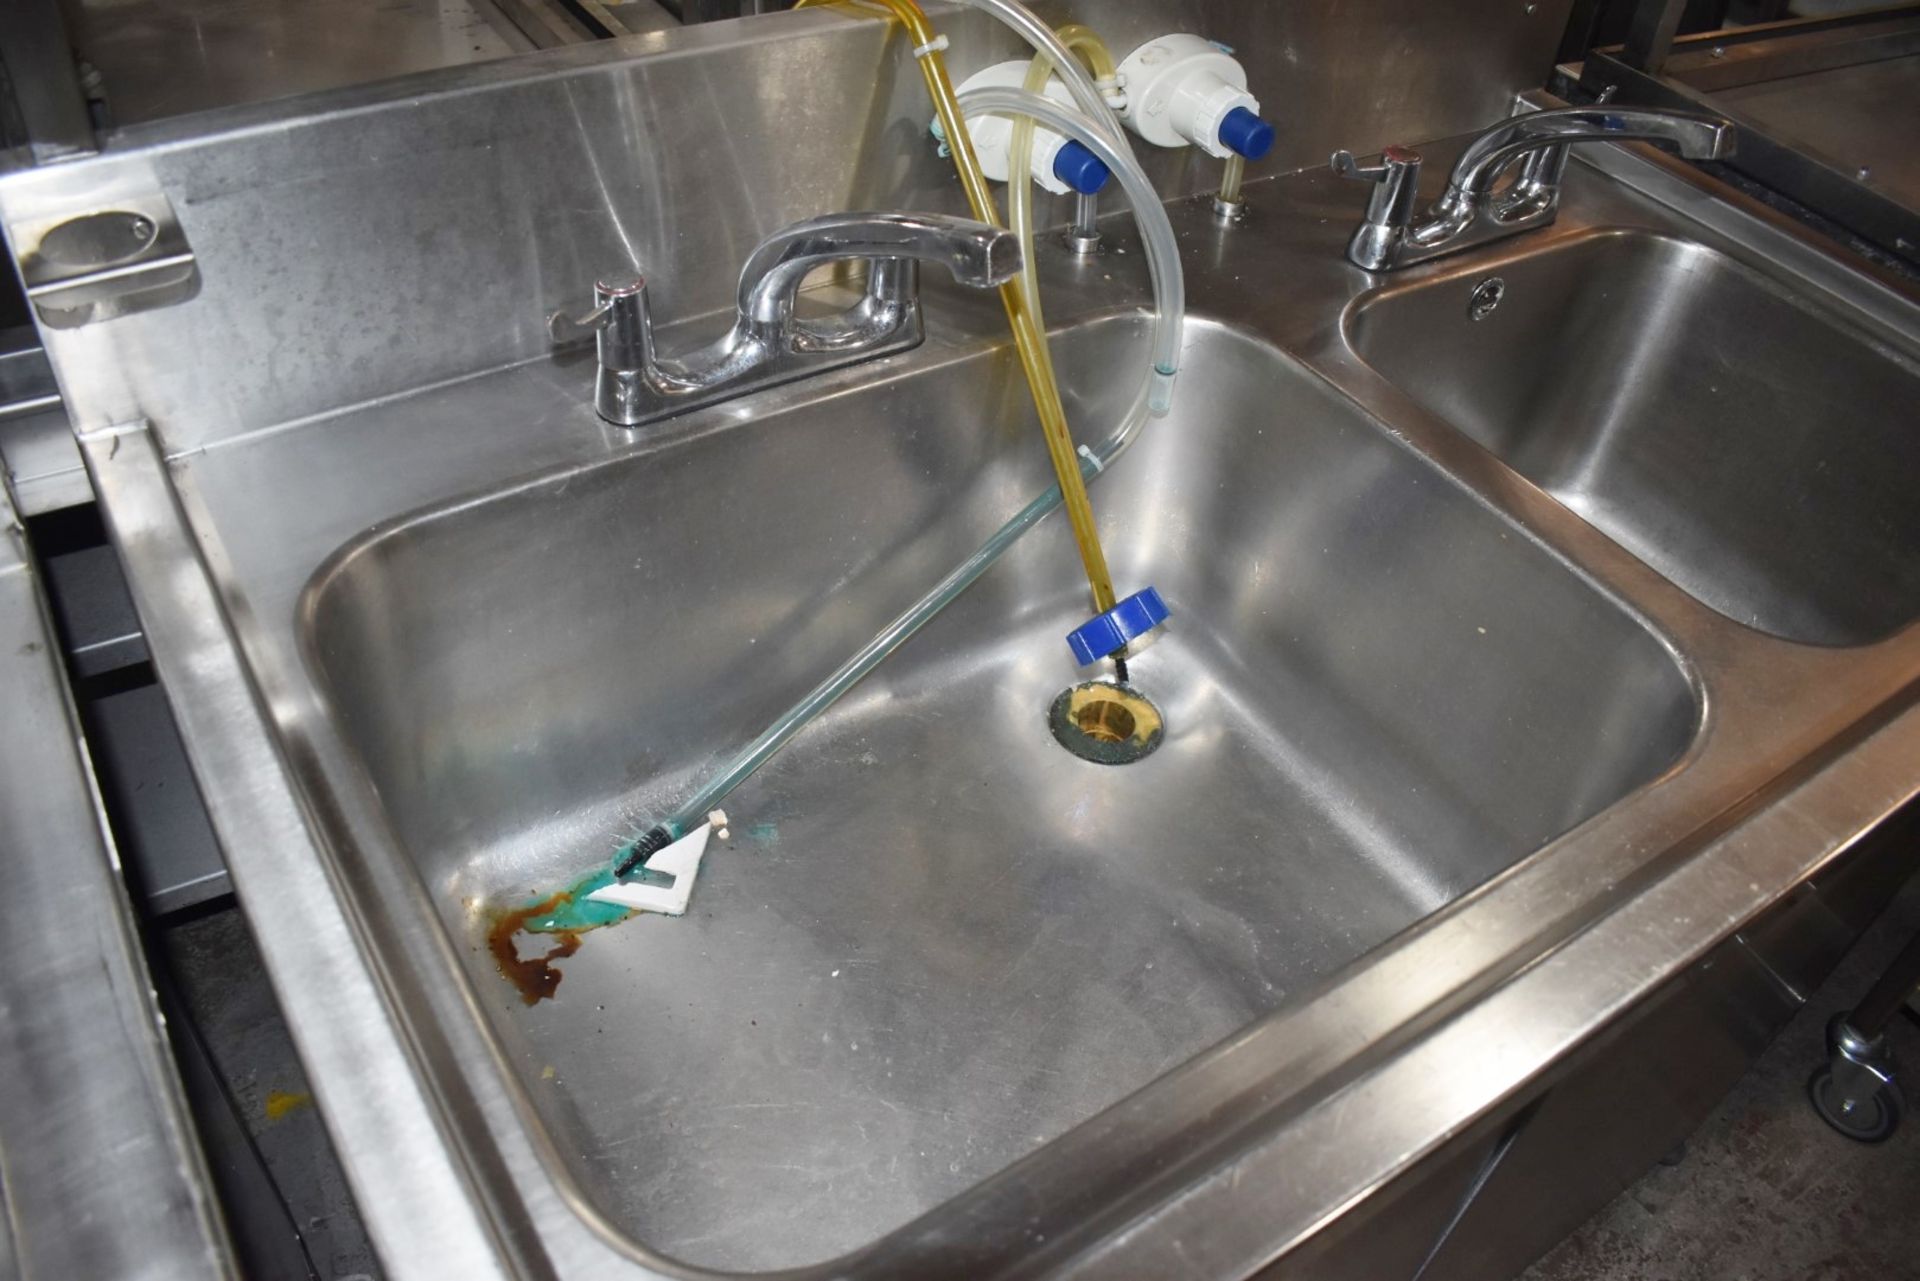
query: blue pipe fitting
[
  {"left": 1219, "top": 106, "right": 1275, "bottom": 161},
  {"left": 1067, "top": 587, "right": 1170, "bottom": 666},
  {"left": 1052, "top": 140, "right": 1111, "bottom": 195}
]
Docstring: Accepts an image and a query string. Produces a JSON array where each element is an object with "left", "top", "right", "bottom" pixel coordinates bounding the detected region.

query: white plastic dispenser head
[
  {"left": 1116, "top": 34, "right": 1274, "bottom": 161},
  {"left": 939, "top": 61, "right": 1113, "bottom": 196}
]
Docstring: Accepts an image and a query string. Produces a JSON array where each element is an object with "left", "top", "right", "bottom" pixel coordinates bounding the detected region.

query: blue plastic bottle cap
[
  {"left": 1052, "top": 140, "right": 1111, "bottom": 195},
  {"left": 1066, "top": 587, "right": 1171, "bottom": 666},
  {"left": 1219, "top": 106, "right": 1275, "bottom": 161}
]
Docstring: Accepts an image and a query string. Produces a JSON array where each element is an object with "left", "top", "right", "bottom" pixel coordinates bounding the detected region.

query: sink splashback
[{"left": 0, "top": 0, "right": 1571, "bottom": 455}]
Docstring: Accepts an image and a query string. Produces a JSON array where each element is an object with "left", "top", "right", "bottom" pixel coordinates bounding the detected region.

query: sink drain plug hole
[{"left": 1050, "top": 682, "right": 1164, "bottom": 765}]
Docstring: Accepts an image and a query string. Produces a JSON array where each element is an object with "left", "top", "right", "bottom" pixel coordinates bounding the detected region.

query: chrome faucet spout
[
  {"left": 1336, "top": 105, "right": 1736, "bottom": 272},
  {"left": 1448, "top": 108, "right": 1734, "bottom": 201},
  {"left": 737, "top": 212, "right": 1020, "bottom": 328},
  {"left": 550, "top": 211, "right": 1021, "bottom": 428}
]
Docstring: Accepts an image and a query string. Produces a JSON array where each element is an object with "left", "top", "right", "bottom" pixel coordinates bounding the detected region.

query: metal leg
[{"left": 1808, "top": 927, "right": 1920, "bottom": 1143}]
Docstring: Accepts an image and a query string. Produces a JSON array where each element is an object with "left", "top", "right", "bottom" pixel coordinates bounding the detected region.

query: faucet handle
[
  {"left": 1332, "top": 145, "right": 1422, "bottom": 185},
  {"left": 547, "top": 278, "right": 646, "bottom": 344},
  {"left": 1333, "top": 147, "right": 1423, "bottom": 241},
  {"left": 548, "top": 302, "right": 610, "bottom": 344}
]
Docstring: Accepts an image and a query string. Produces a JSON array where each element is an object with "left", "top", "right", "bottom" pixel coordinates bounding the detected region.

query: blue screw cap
[
  {"left": 1067, "top": 587, "right": 1170, "bottom": 666},
  {"left": 1052, "top": 140, "right": 1111, "bottom": 195},
  {"left": 1219, "top": 106, "right": 1275, "bottom": 161}
]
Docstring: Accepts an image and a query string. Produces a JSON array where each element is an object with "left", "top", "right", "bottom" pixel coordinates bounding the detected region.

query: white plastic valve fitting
[
  {"left": 938, "top": 61, "right": 1103, "bottom": 195},
  {"left": 1116, "top": 33, "right": 1268, "bottom": 161}
]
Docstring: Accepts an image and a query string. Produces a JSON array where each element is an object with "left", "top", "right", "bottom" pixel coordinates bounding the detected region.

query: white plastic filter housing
[
  {"left": 1116, "top": 33, "right": 1260, "bottom": 160},
  {"left": 946, "top": 60, "right": 1085, "bottom": 194}
]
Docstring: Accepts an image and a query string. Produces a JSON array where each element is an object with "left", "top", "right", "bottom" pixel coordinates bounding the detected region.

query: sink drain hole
[
  {"left": 1050, "top": 682, "right": 1164, "bottom": 765},
  {"left": 1076, "top": 698, "right": 1137, "bottom": 744},
  {"left": 1467, "top": 275, "right": 1505, "bottom": 321}
]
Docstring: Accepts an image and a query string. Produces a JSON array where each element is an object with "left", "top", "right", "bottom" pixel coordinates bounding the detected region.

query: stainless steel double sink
[{"left": 132, "top": 132, "right": 1920, "bottom": 1277}]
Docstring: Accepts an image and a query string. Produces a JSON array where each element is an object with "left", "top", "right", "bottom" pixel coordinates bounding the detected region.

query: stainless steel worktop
[
  {"left": 3, "top": 3, "right": 1917, "bottom": 1275},
  {"left": 0, "top": 481, "right": 236, "bottom": 1281},
  {"left": 49, "top": 130, "right": 1920, "bottom": 1279}
]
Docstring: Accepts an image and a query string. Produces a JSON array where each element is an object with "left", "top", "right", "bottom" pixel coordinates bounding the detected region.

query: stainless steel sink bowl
[
  {"left": 301, "top": 317, "right": 1695, "bottom": 1270},
  {"left": 1344, "top": 229, "right": 1920, "bottom": 646}
]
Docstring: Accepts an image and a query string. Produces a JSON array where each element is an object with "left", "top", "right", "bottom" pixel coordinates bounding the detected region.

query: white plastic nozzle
[
  {"left": 1116, "top": 34, "right": 1266, "bottom": 161},
  {"left": 941, "top": 61, "right": 1093, "bottom": 195}
]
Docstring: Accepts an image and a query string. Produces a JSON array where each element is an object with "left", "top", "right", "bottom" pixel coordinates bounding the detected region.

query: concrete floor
[{"left": 1522, "top": 874, "right": 1920, "bottom": 1281}]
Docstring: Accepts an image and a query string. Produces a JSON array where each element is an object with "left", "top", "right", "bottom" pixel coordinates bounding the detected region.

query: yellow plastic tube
[
  {"left": 1218, "top": 152, "right": 1247, "bottom": 206},
  {"left": 1007, "top": 24, "right": 1117, "bottom": 336},
  {"left": 794, "top": 0, "right": 1118, "bottom": 616},
  {"left": 1054, "top": 24, "right": 1117, "bottom": 79},
  {"left": 1006, "top": 56, "right": 1054, "bottom": 333}
]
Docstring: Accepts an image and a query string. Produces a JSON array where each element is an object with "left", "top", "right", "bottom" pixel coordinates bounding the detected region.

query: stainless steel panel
[
  {"left": 0, "top": 482, "right": 236, "bottom": 1280},
  {"left": 88, "top": 685, "right": 233, "bottom": 913},
  {"left": 0, "top": 328, "right": 58, "bottom": 418},
  {"left": 0, "top": 0, "right": 1571, "bottom": 454},
  {"left": 0, "top": 403, "right": 88, "bottom": 513},
  {"left": 1418, "top": 820, "right": 1918, "bottom": 1281},
  {"left": 42, "top": 540, "right": 147, "bottom": 675},
  {"left": 1717, "top": 55, "right": 1920, "bottom": 213},
  {"left": 1581, "top": 10, "right": 1920, "bottom": 265},
  {"left": 79, "top": 421, "right": 517, "bottom": 1281},
  {"left": 67, "top": 0, "right": 534, "bottom": 126}
]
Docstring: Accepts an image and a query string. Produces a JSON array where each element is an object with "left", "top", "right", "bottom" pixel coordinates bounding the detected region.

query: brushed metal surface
[
  {"left": 301, "top": 318, "right": 1695, "bottom": 1269},
  {"left": 0, "top": 482, "right": 237, "bottom": 1281},
  {"left": 79, "top": 422, "right": 519, "bottom": 1281},
  {"left": 67, "top": 0, "right": 532, "bottom": 125},
  {"left": 1344, "top": 228, "right": 1920, "bottom": 644},
  {"left": 1717, "top": 54, "right": 1920, "bottom": 214}
]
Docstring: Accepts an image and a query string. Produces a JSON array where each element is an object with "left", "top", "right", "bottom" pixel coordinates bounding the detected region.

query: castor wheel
[
  {"left": 1808, "top": 1062, "right": 1903, "bottom": 1142},
  {"left": 1806, "top": 928, "right": 1920, "bottom": 1144}
]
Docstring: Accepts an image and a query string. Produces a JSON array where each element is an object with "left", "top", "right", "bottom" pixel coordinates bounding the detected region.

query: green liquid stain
[
  {"left": 489, "top": 842, "right": 677, "bottom": 1002},
  {"left": 522, "top": 866, "right": 636, "bottom": 934}
]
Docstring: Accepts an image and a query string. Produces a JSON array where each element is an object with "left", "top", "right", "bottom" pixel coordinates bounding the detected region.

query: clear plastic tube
[
  {"left": 635, "top": 26, "right": 1186, "bottom": 849},
  {"left": 960, "top": 85, "right": 1184, "bottom": 410},
  {"left": 953, "top": 0, "right": 1129, "bottom": 150},
  {"left": 1006, "top": 55, "right": 1056, "bottom": 336},
  {"left": 1218, "top": 153, "right": 1247, "bottom": 206},
  {"left": 1054, "top": 23, "right": 1117, "bottom": 81},
  {"left": 1007, "top": 25, "right": 1118, "bottom": 355},
  {"left": 795, "top": 0, "right": 1120, "bottom": 615},
  {"left": 650, "top": 97, "right": 1183, "bottom": 840},
  {"left": 655, "top": 383, "right": 1155, "bottom": 841}
]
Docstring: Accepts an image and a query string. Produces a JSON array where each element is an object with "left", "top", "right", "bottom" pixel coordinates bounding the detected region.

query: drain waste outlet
[{"left": 1049, "top": 681, "right": 1164, "bottom": 765}]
